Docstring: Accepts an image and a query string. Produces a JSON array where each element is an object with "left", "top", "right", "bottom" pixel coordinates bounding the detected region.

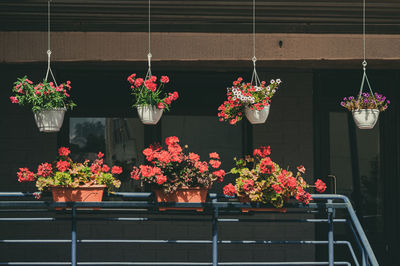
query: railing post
[
  {"left": 327, "top": 199, "right": 334, "bottom": 266},
  {"left": 212, "top": 200, "right": 219, "bottom": 266},
  {"left": 71, "top": 206, "right": 77, "bottom": 266}
]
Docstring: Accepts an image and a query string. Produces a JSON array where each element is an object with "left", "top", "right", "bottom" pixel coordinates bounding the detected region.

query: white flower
[
  {"left": 272, "top": 89, "right": 276, "bottom": 93},
  {"left": 276, "top": 79, "right": 281, "bottom": 84},
  {"left": 266, "top": 86, "right": 270, "bottom": 91},
  {"left": 270, "top": 79, "right": 275, "bottom": 84}
]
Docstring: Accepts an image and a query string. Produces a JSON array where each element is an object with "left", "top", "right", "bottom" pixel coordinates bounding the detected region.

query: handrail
[{"left": 0, "top": 193, "right": 379, "bottom": 266}]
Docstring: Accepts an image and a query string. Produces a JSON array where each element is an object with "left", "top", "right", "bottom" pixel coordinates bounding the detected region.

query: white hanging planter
[
  {"left": 245, "top": 105, "right": 270, "bottom": 124},
  {"left": 33, "top": 108, "right": 66, "bottom": 132},
  {"left": 352, "top": 109, "right": 379, "bottom": 129},
  {"left": 137, "top": 105, "right": 163, "bottom": 125}
]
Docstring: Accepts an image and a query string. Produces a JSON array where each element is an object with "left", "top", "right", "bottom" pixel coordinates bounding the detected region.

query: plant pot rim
[
  {"left": 33, "top": 107, "right": 67, "bottom": 113},
  {"left": 49, "top": 185, "right": 106, "bottom": 189},
  {"left": 351, "top": 108, "right": 379, "bottom": 112}
]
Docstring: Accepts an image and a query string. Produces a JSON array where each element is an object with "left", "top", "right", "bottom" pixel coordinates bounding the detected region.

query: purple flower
[
  {"left": 363, "top": 93, "right": 369, "bottom": 97},
  {"left": 344, "top": 97, "right": 347, "bottom": 101},
  {"left": 349, "top": 96, "right": 354, "bottom": 100},
  {"left": 364, "top": 99, "right": 369, "bottom": 103},
  {"left": 387, "top": 100, "right": 390, "bottom": 104},
  {"left": 382, "top": 96, "right": 386, "bottom": 101},
  {"left": 340, "top": 102, "right": 346, "bottom": 106}
]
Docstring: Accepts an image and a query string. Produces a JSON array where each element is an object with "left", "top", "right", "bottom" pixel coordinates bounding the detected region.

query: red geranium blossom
[
  {"left": 37, "top": 163, "right": 52, "bottom": 177},
  {"left": 160, "top": 76, "right": 170, "bottom": 83},
  {"left": 209, "top": 152, "right": 220, "bottom": 160},
  {"left": 189, "top": 152, "right": 200, "bottom": 162},
  {"left": 130, "top": 166, "right": 140, "bottom": 180},
  {"left": 97, "top": 152, "right": 104, "bottom": 158},
  {"left": 315, "top": 179, "right": 327, "bottom": 193},
  {"left": 223, "top": 183, "right": 236, "bottom": 197},
  {"left": 58, "top": 147, "right": 71, "bottom": 157},
  {"left": 165, "top": 136, "right": 179, "bottom": 146},
  {"left": 17, "top": 168, "right": 35, "bottom": 182},
  {"left": 156, "top": 174, "right": 167, "bottom": 184},
  {"left": 56, "top": 160, "right": 70, "bottom": 172},
  {"left": 212, "top": 169, "right": 226, "bottom": 182},
  {"left": 111, "top": 166, "right": 123, "bottom": 175},
  {"left": 209, "top": 159, "right": 221, "bottom": 169}
]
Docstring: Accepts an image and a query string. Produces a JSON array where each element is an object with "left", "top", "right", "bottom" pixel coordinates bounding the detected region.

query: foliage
[
  {"left": 130, "top": 136, "right": 226, "bottom": 193},
  {"left": 127, "top": 74, "right": 178, "bottom": 110},
  {"left": 218, "top": 77, "right": 281, "bottom": 125},
  {"left": 340, "top": 92, "right": 390, "bottom": 112},
  {"left": 10, "top": 76, "right": 76, "bottom": 112},
  {"left": 223, "top": 146, "right": 326, "bottom": 208},
  {"left": 17, "top": 148, "right": 122, "bottom": 195}
]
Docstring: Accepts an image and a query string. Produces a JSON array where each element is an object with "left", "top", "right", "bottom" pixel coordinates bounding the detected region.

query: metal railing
[{"left": 0, "top": 193, "right": 378, "bottom": 266}]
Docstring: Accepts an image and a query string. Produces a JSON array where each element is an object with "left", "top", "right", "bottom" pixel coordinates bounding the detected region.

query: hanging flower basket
[
  {"left": 127, "top": 74, "right": 178, "bottom": 125},
  {"left": 341, "top": 93, "right": 390, "bottom": 130},
  {"left": 137, "top": 104, "right": 164, "bottom": 125},
  {"left": 244, "top": 105, "right": 270, "bottom": 124},
  {"left": 33, "top": 108, "right": 66, "bottom": 132},
  {"left": 218, "top": 78, "right": 281, "bottom": 125},
  {"left": 352, "top": 109, "right": 380, "bottom": 129},
  {"left": 154, "top": 187, "right": 208, "bottom": 212},
  {"left": 10, "top": 76, "right": 76, "bottom": 132}
]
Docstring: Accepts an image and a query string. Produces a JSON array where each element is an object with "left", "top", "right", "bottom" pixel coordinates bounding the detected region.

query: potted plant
[
  {"left": 223, "top": 146, "right": 326, "bottom": 212},
  {"left": 218, "top": 77, "right": 281, "bottom": 125},
  {"left": 10, "top": 76, "right": 76, "bottom": 132},
  {"left": 127, "top": 74, "right": 178, "bottom": 125},
  {"left": 130, "top": 136, "right": 226, "bottom": 211},
  {"left": 340, "top": 93, "right": 390, "bottom": 129},
  {"left": 16, "top": 147, "right": 122, "bottom": 203}
]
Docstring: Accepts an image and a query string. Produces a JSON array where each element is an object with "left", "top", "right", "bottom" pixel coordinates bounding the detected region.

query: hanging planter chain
[
  {"left": 250, "top": 0, "right": 261, "bottom": 87},
  {"left": 145, "top": 0, "right": 152, "bottom": 80},
  {"left": 44, "top": 0, "right": 58, "bottom": 87},
  {"left": 357, "top": 0, "right": 377, "bottom": 109}
]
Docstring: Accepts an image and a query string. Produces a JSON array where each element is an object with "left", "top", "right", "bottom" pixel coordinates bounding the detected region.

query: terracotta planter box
[
  {"left": 239, "top": 196, "right": 287, "bottom": 213},
  {"left": 154, "top": 187, "right": 208, "bottom": 212},
  {"left": 50, "top": 185, "right": 106, "bottom": 209}
]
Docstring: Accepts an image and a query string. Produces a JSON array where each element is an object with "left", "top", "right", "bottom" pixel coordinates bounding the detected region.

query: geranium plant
[
  {"left": 130, "top": 136, "right": 226, "bottom": 193},
  {"left": 218, "top": 77, "right": 281, "bottom": 125},
  {"left": 10, "top": 76, "right": 76, "bottom": 112},
  {"left": 223, "top": 146, "right": 326, "bottom": 208},
  {"left": 340, "top": 92, "right": 390, "bottom": 112},
  {"left": 127, "top": 74, "right": 179, "bottom": 110},
  {"left": 17, "top": 147, "right": 122, "bottom": 194}
]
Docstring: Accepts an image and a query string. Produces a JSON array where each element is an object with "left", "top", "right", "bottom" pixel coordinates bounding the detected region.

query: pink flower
[
  {"left": 209, "top": 159, "right": 221, "bottom": 169},
  {"left": 10, "top": 96, "right": 19, "bottom": 103},
  {"left": 157, "top": 102, "right": 165, "bottom": 109},
  {"left": 188, "top": 152, "right": 200, "bottom": 162},
  {"left": 111, "top": 166, "right": 123, "bottom": 175},
  {"left": 297, "top": 165, "right": 306, "bottom": 174},
  {"left": 209, "top": 152, "right": 220, "bottom": 160},
  {"left": 160, "top": 76, "right": 169, "bottom": 83},
  {"left": 97, "top": 152, "right": 104, "bottom": 158}
]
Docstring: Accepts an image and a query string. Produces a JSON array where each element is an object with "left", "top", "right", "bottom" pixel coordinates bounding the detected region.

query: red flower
[
  {"left": 223, "top": 183, "right": 236, "bottom": 197},
  {"left": 140, "top": 165, "right": 155, "bottom": 177},
  {"left": 17, "top": 168, "right": 35, "bottom": 182},
  {"left": 165, "top": 136, "right": 179, "bottom": 146},
  {"left": 168, "top": 143, "right": 182, "bottom": 156},
  {"left": 90, "top": 163, "right": 101, "bottom": 174},
  {"left": 127, "top": 73, "right": 136, "bottom": 84},
  {"left": 130, "top": 166, "right": 140, "bottom": 180},
  {"left": 97, "top": 152, "right": 104, "bottom": 159},
  {"left": 56, "top": 160, "right": 70, "bottom": 172},
  {"left": 209, "top": 152, "right": 220, "bottom": 160},
  {"left": 157, "top": 150, "right": 171, "bottom": 164},
  {"left": 272, "top": 184, "right": 283, "bottom": 194},
  {"left": 172, "top": 91, "right": 179, "bottom": 100},
  {"left": 102, "top": 164, "right": 110, "bottom": 172},
  {"left": 195, "top": 161, "right": 208, "bottom": 173},
  {"left": 10, "top": 96, "right": 19, "bottom": 103},
  {"left": 144, "top": 79, "right": 157, "bottom": 92},
  {"left": 188, "top": 152, "right": 200, "bottom": 162},
  {"left": 164, "top": 97, "right": 172, "bottom": 105},
  {"left": 37, "top": 163, "right": 52, "bottom": 177},
  {"left": 134, "top": 78, "right": 144, "bottom": 87},
  {"left": 160, "top": 76, "right": 169, "bottom": 83},
  {"left": 58, "top": 147, "right": 71, "bottom": 157},
  {"left": 156, "top": 174, "right": 167, "bottom": 184},
  {"left": 212, "top": 169, "right": 225, "bottom": 182},
  {"left": 259, "top": 157, "right": 275, "bottom": 174},
  {"left": 209, "top": 159, "right": 221, "bottom": 169},
  {"left": 297, "top": 165, "right": 306, "bottom": 174},
  {"left": 243, "top": 179, "right": 254, "bottom": 191},
  {"left": 111, "top": 166, "right": 123, "bottom": 175},
  {"left": 157, "top": 102, "right": 165, "bottom": 109},
  {"left": 315, "top": 179, "right": 327, "bottom": 193},
  {"left": 150, "top": 76, "right": 157, "bottom": 82}
]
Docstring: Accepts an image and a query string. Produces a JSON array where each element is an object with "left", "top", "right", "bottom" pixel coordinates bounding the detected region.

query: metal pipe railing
[{"left": 0, "top": 193, "right": 378, "bottom": 266}]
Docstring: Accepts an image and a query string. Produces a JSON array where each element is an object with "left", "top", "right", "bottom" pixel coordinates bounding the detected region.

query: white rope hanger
[
  {"left": 250, "top": 0, "right": 261, "bottom": 87},
  {"left": 44, "top": 0, "right": 58, "bottom": 87},
  {"left": 357, "top": 0, "right": 377, "bottom": 107},
  {"left": 145, "top": 0, "right": 152, "bottom": 80}
]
